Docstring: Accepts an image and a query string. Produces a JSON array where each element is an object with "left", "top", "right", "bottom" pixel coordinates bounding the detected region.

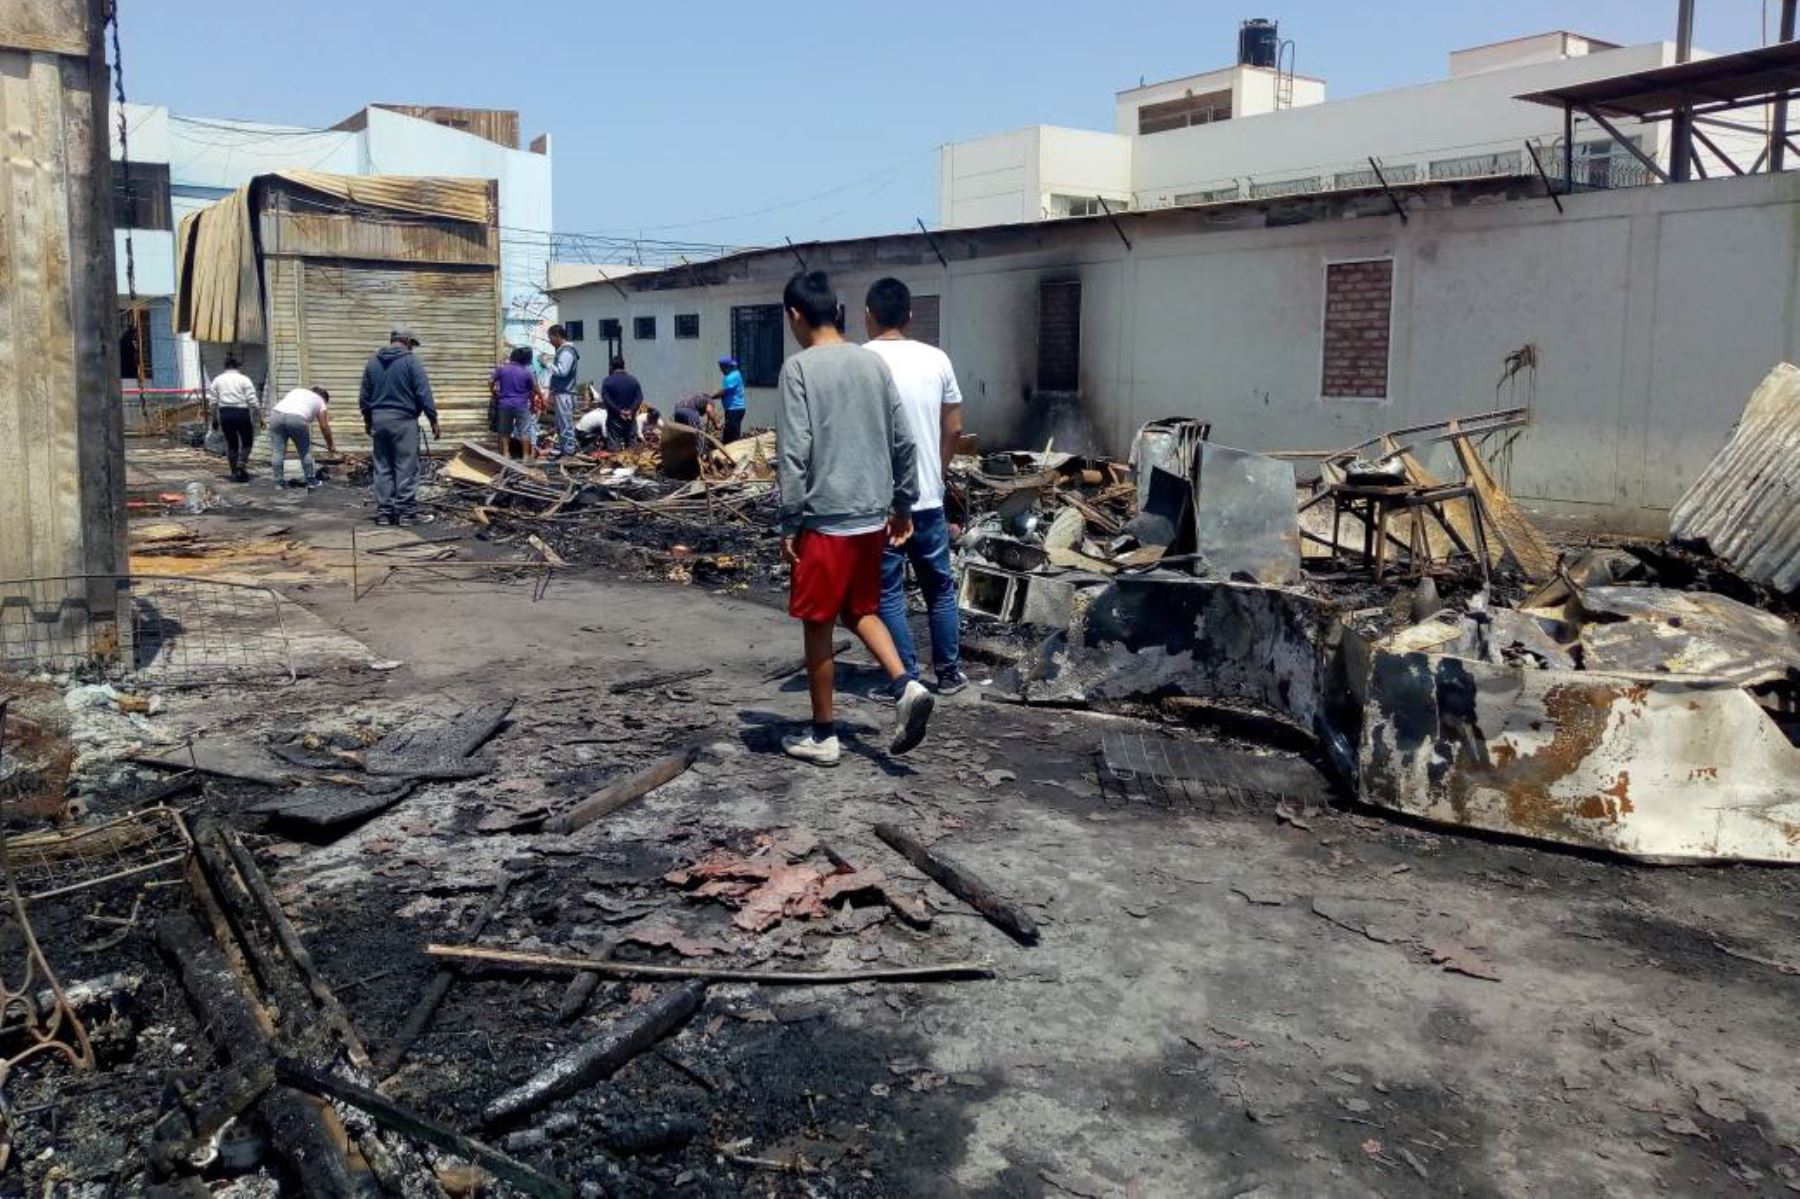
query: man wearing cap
[
  {"left": 710, "top": 355, "right": 748, "bottom": 443},
  {"left": 359, "top": 327, "right": 440, "bottom": 526}
]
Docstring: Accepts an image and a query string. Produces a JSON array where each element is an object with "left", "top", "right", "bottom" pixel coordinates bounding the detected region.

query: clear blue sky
[{"left": 123, "top": 1, "right": 1767, "bottom": 249}]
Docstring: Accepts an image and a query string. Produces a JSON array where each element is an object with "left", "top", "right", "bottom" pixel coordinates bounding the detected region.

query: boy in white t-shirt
[{"left": 862, "top": 278, "right": 967, "bottom": 695}]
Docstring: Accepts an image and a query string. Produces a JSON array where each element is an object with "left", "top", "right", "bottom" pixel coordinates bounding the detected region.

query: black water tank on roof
[{"left": 1239, "top": 18, "right": 1279, "bottom": 67}]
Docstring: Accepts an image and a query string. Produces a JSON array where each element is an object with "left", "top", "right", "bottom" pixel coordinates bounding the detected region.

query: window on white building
[
  {"left": 633, "top": 316, "right": 656, "bottom": 340},
  {"left": 674, "top": 313, "right": 700, "bottom": 339},
  {"left": 731, "top": 305, "right": 785, "bottom": 388},
  {"left": 562, "top": 320, "right": 584, "bottom": 341},
  {"left": 1138, "top": 90, "right": 1232, "bottom": 135},
  {"left": 1050, "top": 195, "right": 1127, "bottom": 219}
]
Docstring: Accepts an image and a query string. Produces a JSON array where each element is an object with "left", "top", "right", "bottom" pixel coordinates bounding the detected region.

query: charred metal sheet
[
  {"left": 1007, "top": 577, "right": 1341, "bottom": 736},
  {"left": 1668, "top": 363, "right": 1800, "bottom": 590},
  {"left": 1192, "top": 444, "right": 1302, "bottom": 585},
  {"left": 1355, "top": 639, "right": 1800, "bottom": 865},
  {"left": 1566, "top": 586, "right": 1800, "bottom": 685}
]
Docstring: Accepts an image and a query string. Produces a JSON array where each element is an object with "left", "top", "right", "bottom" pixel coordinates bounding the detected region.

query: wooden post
[{"left": 0, "top": 2, "right": 127, "bottom": 592}]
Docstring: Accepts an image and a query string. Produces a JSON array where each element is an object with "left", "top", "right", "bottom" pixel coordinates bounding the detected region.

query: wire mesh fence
[{"left": 0, "top": 575, "right": 294, "bottom": 688}]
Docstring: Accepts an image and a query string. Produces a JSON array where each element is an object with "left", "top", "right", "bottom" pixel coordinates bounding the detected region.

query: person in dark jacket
[{"left": 358, "top": 326, "right": 440, "bottom": 526}]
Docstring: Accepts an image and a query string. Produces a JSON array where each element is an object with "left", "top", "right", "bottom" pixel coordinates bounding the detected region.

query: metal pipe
[
  {"left": 1671, "top": 0, "right": 1696, "bottom": 180},
  {"left": 1776, "top": 0, "right": 1798, "bottom": 171}
]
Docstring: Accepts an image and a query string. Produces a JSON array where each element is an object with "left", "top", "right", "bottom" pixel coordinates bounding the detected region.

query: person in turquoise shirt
[{"left": 710, "top": 355, "right": 748, "bottom": 444}]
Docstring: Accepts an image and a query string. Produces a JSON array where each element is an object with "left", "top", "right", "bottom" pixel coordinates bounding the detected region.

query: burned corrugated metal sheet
[
  {"left": 176, "top": 189, "right": 263, "bottom": 345},
  {"left": 1668, "top": 363, "right": 1800, "bottom": 590},
  {"left": 275, "top": 171, "right": 493, "bottom": 225},
  {"left": 176, "top": 171, "right": 498, "bottom": 344},
  {"left": 273, "top": 261, "right": 500, "bottom": 453},
  {"left": 1563, "top": 586, "right": 1800, "bottom": 686},
  {"left": 1356, "top": 643, "right": 1800, "bottom": 865}
]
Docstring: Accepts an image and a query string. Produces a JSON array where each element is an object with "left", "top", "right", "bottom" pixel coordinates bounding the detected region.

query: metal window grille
[
  {"left": 1174, "top": 185, "right": 1242, "bottom": 205},
  {"left": 0, "top": 575, "right": 295, "bottom": 689},
  {"left": 1427, "top": 150, "right": 1523, "bottom": 181},
  {"left": 632, "top": 315, "right": 656, "bottom": 340},
  {"left": 674, "top": 313, "right": 700, "bottom": 339},
  {"left": 562, "top": 319, "right": 584, "bottom": 341},
  {"left": 1250, "top": 176, "right": 1323, "bottom": 199},
  {"left": 1333, "top": 163, "right": 1419, "bottom": 190},
  {"left": 731, "top": 304, "right": 785, "bottom": 388}
]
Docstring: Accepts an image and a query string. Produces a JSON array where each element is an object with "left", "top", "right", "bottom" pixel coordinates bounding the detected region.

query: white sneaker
[
  {"left": 782, "top": 731, "right": 841, "bottom": 767},
  {"left": 890, "top": 680, "right": 936, "bottom": 755}
]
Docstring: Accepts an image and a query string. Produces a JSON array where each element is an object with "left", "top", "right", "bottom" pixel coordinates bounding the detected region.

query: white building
[
  {"left": 551, "top": 163, "right": 1800, "bottom": 537},
  {"left": 939, "top": 28, "right": 1746, "bottom": 227},
  {"left": 110, "top": 102, "right": 552, "bottom": 390}
]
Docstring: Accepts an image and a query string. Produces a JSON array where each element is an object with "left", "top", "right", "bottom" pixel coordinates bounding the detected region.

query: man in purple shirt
[{"left": 491, "top": 345, "right": 542, "bottom": 460}]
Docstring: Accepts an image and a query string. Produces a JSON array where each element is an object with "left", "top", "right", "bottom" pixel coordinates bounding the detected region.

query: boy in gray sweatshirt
[{"left": 776, "top": 270, "right": 935, "bottom": 765}]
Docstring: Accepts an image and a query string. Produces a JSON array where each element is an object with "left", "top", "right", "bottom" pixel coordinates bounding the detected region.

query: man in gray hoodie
[
  {"left": 359, "top": 327, "right": 440, "bottom": 526},
  {"left": 776, "top": 270, "right": 935, "bottom": 766}
]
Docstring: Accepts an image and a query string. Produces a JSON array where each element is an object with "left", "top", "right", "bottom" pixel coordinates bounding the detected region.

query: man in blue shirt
[
  {"left": 539, "top": 324, "right": 580, "bottom": 457},
  {"left": 710, "top": 355, "right": 748, "bottom": 443}
]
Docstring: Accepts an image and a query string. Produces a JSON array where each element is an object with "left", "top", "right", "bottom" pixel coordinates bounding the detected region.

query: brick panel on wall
[{"left": 1321, "top": 259, "right": 1394, "bottom": 399}]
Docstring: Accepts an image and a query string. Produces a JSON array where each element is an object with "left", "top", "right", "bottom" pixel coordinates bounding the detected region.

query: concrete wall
[
  {"left": 939, "top": 130, "right": 1038, "bottom": 227},
  {"left": 1039, "top": 127, "right": 1135, "bottom": 212},
  {"left": 360, "top": 106, "right": 553, "bottom": 347},
  {"left": 557, "top": 172, "right": 1800, "bottom": 536}
]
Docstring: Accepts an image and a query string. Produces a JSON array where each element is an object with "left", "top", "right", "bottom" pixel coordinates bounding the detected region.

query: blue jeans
[
  {"left": 879, "top": 506, "right": 960, "bottom": 680},
  {"left": 268, "top": 413, "right": 315, "bottom": 484},
  {"left": 552, "top": 392, "right": 577, "bottom": 454}
]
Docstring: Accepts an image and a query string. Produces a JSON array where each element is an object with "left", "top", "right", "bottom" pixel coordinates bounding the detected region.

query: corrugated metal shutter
[{"left": 290, "top": 259, "right": 499, "bottom": 451}]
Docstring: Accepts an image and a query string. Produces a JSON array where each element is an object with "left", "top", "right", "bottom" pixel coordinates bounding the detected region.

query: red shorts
[{"left": 788, "top": 528, "right": 885, "bottom": 623}]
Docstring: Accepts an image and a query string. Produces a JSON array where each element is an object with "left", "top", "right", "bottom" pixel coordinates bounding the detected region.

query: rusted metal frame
[
  {"left": 916, "top": 218, "right": 949, "bottom": 269},
  {"left": 1367, "top": 158, "right": 1409, "bottom": 224},
  {"left": 0, "top": 704, "right": 96, "bottom": 1085},
  {"left": 1095, "top": 197, "right": 1133, "bottom": 250},
  {"left": 1580, "top": 106, "right": 1672, "bottom": 183},
  {"left": 1524, "top": 141, "right": 1565, "bottom": 213},
  {"left": 1688, "top": 125, "right": 1746, "bottom": 176}
]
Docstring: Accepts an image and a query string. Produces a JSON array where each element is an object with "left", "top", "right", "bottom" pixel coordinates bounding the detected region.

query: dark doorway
[{"left": 1036, "top": 280, "right": 1080, "bottom": 391}]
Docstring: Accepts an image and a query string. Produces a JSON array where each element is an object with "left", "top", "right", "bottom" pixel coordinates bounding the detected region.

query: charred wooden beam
[
  {"left": 427, "top": 943, "right": 994, "bottom": 985},
  {"left": 277, "top": 1058, "right": 574, "bottom": 1199},
  {"left": 482, "top": 982, "right": 707, "bottom": 1129},
  {"left": 873, "top": 823, "right": 1040, "bottom": 946},
  {"left": 204, "top": 823, "right": 373, "bottom": 1068},
  {"left": 377, "top": 871, "right": 521, "bottom": 1077},
  {"left": 542, "top": 745, "right": 700, "bottom": 835},
  {"left": 556, "top": 940, "right": 616, "bottom": 1025},
  {"left": 153, "top": 913, "right": 377, "bottom": 1196}
]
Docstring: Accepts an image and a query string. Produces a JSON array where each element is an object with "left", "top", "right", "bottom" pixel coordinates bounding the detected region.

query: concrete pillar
[{"left": 0, "top": 1, "right": 127, "bottom": 589}]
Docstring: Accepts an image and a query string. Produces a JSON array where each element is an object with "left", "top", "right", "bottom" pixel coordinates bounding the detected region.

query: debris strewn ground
[{"left": 6, "top": 380, "right": 1800, "bottom": 1194}]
